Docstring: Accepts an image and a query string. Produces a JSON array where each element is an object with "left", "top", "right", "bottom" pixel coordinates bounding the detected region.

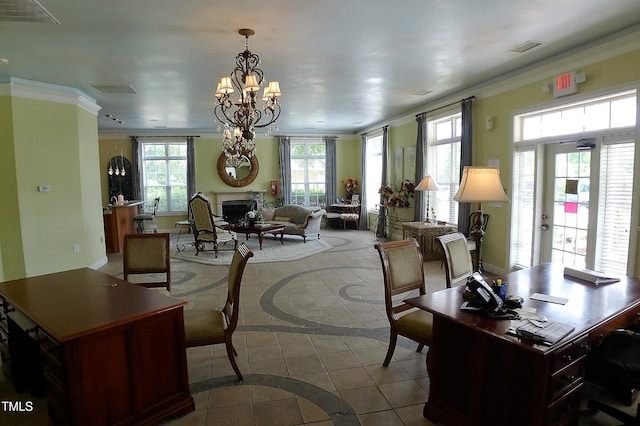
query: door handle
[{"left": 542, "top": 224, "right": 550, "bottom": 231}]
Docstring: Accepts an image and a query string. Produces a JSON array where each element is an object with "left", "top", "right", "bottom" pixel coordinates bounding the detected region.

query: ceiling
[{"left": 2, "top": 0, "right": 640, "bottom": 135}]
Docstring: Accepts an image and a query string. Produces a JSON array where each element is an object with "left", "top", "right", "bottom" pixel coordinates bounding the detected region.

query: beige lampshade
[
  {"left": 268, "top": 81, "right": 281, "bottom": 97},
  {"left": 453, "top": 166, "right": 510, "bottom": 203},
  {"left": 218, "top": 77, "right": 234, "bottom": 94},
  {"left": 415, "top": 175, "right": 440, "bottom": 191},
  {"left": 244, "top": 74, "right": 260, "bottom": 92}
]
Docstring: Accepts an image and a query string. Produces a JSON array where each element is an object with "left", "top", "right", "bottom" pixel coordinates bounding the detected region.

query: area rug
[{"left": 171, "top": 235, "right": 332, "bottom": 265}]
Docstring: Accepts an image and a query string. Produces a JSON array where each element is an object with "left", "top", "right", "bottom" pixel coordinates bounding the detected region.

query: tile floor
[{"left": 0, "top": 227, "right": 635, "bottom": 425}]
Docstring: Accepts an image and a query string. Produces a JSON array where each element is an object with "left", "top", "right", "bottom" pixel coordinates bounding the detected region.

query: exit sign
[{"left": 553, "top": 71, "right": 586, "bottom": 97}]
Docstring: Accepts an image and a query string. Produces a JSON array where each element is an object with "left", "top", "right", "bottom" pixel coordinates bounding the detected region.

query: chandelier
[{"left": 214, "top": 29, "right": 282, "bottom": 166}]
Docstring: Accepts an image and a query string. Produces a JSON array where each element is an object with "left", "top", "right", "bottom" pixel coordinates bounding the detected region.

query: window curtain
[
  {"left": 186, "top": 136, "right": 196, "bottom": 200},
  {"left": 130, "top": 136, "right": 141, "bottom": 201},
  {"left": 278, "top": 136, "right": 291, "bottom": 205},
  {"left": 457, "top": 97, "right": 474, "bottom": 236},
  {"left": 376, "top": 126, "right": 389, "bottom": 239},
  {"left": 414, "top": 112, "right": 427, "bottom": 221},
  {"left": 358, "top": 134, "right": 368, "bottom": 230},
  {"left": 324, "top": 136, "right": 337, "bottom": 208}
]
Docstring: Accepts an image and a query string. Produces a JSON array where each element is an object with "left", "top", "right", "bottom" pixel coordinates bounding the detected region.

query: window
[
  {"left": 290, "top": 139, "right": 325, "bottom": 206},
  {"left": 429, "top": 113, "right": 462, "bottom": 224},
  {"left": 140, "top": 140, "right": 188, "bottom": 213},
  {"left": 365, "top": 134, "right": 383, "bottom": 209},
  {"left": 516, "top": 90, "right": 637, "bottom": 142}
]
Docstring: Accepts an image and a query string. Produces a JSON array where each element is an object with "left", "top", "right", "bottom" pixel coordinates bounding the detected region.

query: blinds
[
  {"left": 511, "top": 150, "right": 536, "bottom": 268},
  {"left": 595, "top": 136, "right": 635, "bottom": 275}
]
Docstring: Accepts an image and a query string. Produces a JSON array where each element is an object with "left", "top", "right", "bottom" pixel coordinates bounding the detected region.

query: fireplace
[{"left": 222, "top": 200, "right": 256, "bottom": 225}]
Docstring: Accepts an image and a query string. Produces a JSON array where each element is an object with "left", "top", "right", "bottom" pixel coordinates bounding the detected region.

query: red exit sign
[{"left": 553, "top": 71, "right": 583, "bottom": 97}]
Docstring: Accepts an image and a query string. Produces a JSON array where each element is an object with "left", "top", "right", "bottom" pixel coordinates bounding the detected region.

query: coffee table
[{"left": 232, "top": 223, "right": 285, "bottom": 250}]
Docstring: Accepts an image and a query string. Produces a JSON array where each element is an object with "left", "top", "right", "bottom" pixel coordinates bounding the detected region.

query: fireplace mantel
[{"left": 212, "top": 190, "right": 265, "bottom": 216}]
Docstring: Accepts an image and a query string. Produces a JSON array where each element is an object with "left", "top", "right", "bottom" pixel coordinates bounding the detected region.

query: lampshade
[
  {"left": 453, "top": 166, "right": 510, "bottom": 203},
  {"left": 415, "top": 175, "right": 440, "bottom": 191}
]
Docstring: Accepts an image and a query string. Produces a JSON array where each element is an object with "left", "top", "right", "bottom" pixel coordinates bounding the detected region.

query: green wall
[{"left": 1, "top": 91, "right": 103, "bottom": 280}]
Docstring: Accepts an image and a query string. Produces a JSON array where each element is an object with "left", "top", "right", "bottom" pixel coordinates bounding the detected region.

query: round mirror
[{"left": 217, "top": 153, "right": 259, "bottom": 187}]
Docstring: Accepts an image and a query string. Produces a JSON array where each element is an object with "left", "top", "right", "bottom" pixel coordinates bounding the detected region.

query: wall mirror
[{"left": 217, "top": 153, "right": 259, "bottom": 187}]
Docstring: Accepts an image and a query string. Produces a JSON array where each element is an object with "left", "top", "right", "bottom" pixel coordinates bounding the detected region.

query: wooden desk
[
  {"left": 405, "top": 262, "right": 640, "bottom": 426},
  {"left": 103, "top": 200, "right": 145, "bottom": 253},
  {"left": 0, "top": 268, "right": 194, "bottom": 425},
  {"left": 402, "top": 222, "right": 454, "bottom": 259}
]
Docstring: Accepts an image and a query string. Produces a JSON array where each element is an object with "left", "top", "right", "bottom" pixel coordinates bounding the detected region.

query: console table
[
  {"left": 405, "top": 262, "right": 640, "bottom": 425},
  {"left": 0, "top": 268, "right": 194, "bottom": 425},
  {"left": 103, "top": 200, "right": 145, "bottom": 253},
  {"left": 401, "top": 222, "right": 454, "bottom": 259}
]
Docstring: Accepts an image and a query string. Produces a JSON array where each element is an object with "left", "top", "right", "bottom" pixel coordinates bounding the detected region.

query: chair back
[
  {"left": 469, "top": 211, "right": 489, "bottom": 235},
  {"left": 189, "top": 192, "right": 216, "bottom": 236},
  {"left": 222, "top": 243, "right": 254, "bottom": 334},
  {"left": 151, "top": 197, "right": 160, "bottom": 216},
  {"left": 374, "top": 239, "right": 426, "bottom": 321},
  {"left": 437, "top": 232, "right": 473, "bottom": 288},
  {"left": 123, "top": 233, "right": 171, "bottom": 292}
]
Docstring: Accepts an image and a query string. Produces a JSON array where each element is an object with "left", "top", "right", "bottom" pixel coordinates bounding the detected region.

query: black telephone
[{"left": 461, "top": 272, "right": 513, "bottom": 318}]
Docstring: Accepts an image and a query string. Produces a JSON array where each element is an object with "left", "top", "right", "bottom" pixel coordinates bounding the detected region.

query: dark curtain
[
  {"left": 130, "top": 136, "right": 141, "bottom": 201},
  {"left": 358, "top": 134, "right": 368, "bottom": 230},
  {"left": 324, "top": 136, "right": 337, "bottom": 208},
  {"left": 376, "top": 126, "right": 389, "bottom": 239},
  {"left": 278, "top": 136, "right": 291, "bottom": 205},
  {"left": 414, "top": 112, "right": 427, "bottom": 222},
  {"left": 187, "top": 136, "right": 196, "bottom": 199},
  {"left": 458, "top": 97, "right": 474, "bottom": 235}
]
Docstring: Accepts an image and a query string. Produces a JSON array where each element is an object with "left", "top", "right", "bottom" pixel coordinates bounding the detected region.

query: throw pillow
[
  {"left": 261, "top": 208, "right": 275, "bottom": 221},
  {"left": 274, "top": 216, "right": 291, "bottom": 223}
]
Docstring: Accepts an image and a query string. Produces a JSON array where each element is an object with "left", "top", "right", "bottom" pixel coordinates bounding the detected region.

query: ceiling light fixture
[{"left": 213, "top": 29, "right": 282, "bottom": 166}]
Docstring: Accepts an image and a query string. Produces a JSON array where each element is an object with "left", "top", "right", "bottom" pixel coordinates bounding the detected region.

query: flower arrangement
[
  {"left": 398, "top": 179, "right": 415, "bottom": 200},
  {"left": 378, "top": 184, "right": 394, "bottom": 206},
  {"left": 238, "top": 209, "right": 265, "bottom": 227},
  {"left": 342, "top": 178, "right": 359, "bottom": 196}
]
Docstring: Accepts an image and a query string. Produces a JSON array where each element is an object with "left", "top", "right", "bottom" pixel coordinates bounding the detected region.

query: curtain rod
[
  {"left": 418, "top": 95, "right": 476, "bottom": 117},
  {"left": 130, "top": 135, "right": 200, "bottom": 138}
]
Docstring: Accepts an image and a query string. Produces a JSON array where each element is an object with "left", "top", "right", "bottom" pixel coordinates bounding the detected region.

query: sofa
[{"left": 260, "top": 205, "right": 326, "bottom": 242}]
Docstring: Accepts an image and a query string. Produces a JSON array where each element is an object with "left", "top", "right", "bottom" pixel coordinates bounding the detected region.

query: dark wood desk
[
  {"left": 0, "top": 268, "right": 194, "bottom": 425},
  {"left": 405, "top": 262, "right": 640, "bottom": 426}
]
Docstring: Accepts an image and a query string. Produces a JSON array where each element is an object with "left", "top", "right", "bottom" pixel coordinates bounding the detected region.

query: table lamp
[
  {"left": 453, "top": 166, "right": 510, "bottom": 272},
  {"left": 415, "top": 175, "right": 439, "bottom": 223}
]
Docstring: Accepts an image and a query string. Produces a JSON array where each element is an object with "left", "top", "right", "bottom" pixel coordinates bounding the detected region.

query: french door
[{"left": 520, "top": 134, "right": 635, "bottom": 275}]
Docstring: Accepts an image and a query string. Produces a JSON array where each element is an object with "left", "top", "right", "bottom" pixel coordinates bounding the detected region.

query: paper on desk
[
  {"left": 509, "top": 319, "right": 575, "bottom": 345},
  {"left": 530, "top": 293, "right": 568, "bottom": 305}
]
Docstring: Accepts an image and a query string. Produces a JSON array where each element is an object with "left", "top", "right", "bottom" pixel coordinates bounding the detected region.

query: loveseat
[{"left": 260, "top": 205, "right": 326, "bottom": 242}]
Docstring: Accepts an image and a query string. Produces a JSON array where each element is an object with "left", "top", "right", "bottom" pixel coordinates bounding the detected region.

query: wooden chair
[
  {"left": 123, "top": 232, "right": 171, "bottom": 294},
  {"left": 183, "top": 243, "right": 254, "bottom": 380},
  {"left": 133, "top": 197, "right": 160, "bottom": 233},
  {"left": 189, "top": 192, "right": 238, "bottom": 258},
  {"left": 374, "top": 239, "right": 433, "bottom": 367},
  {"left": 437, "top": 232, "right": 473, "bottom": 288}
]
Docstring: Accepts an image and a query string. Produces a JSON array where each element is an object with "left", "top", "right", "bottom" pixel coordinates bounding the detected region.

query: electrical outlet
[
  {"left": 73, "top": 244, "right": 80, "bottom": 253},
  {"left": 38, "top": 185, "right": 51, "bottom": 192}
]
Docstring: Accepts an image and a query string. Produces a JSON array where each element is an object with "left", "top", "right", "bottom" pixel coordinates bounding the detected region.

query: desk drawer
[
  {"left": 551, "top": 334, "right": 589, "bottom": 373},
  {"left": 549, "top": 360, "right": 584, "bottom": 402},
  {"left": 546, "top": 381, "right": 582, "bottom": 426}
]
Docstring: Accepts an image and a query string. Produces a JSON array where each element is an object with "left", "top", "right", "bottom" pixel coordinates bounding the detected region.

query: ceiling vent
[
  {"left": 509, "top": 40, "right": 542, "bottom": 54},
  {"left": 0, "top": 0, "right": 60, "bottom": 23},
  {"left": 91, "top": 85, "right": 137, "bottom": 94}
]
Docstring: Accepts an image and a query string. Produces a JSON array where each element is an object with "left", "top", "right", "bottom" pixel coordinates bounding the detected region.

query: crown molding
[{"left": 0, "top": 77, "right": 101, "bottom": 115}]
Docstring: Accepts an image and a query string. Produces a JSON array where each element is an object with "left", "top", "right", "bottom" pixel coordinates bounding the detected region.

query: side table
[
  {"left": 402, "top": 222, "right": 454, "bottom": 260},
  {"left": 175, "top": 220, "right": 193, "bottom": 252}
]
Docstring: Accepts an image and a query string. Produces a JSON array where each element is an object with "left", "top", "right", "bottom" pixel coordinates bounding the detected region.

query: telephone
[{"left": 461, "top": 272, "right": 515, "bottom": 319}]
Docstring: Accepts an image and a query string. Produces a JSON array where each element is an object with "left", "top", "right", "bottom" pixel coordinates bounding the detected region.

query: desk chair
[
  {"left": 437, "top": 232, "right": 473, "bottom": 288},
  {"left": 183, "top": 243, "right": 254, "bottom": 380},
  {"left": 123, "top": 233, "right": 171, "bottom": 294},
  {"left": 133, "top": 197, "right": 160, "bottom": 233},
  {"left": 585, "top": 329, "right": 640, "bottom": 424},
  {"left": 374, "top": 239, "right": 433, "bottom": 367}
]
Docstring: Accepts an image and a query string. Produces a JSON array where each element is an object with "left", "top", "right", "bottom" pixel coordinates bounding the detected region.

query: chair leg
[
  {"left": 225, "top": 340, "right": 243, "bottom": 381},
  {"left": 383, "top": 331, "right": 398, "bottom": 367}
]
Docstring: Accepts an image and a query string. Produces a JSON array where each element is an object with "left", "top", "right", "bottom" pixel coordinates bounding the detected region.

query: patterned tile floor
[{"left": 0, "top": 228, "right": 635, "bottom": 425}]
